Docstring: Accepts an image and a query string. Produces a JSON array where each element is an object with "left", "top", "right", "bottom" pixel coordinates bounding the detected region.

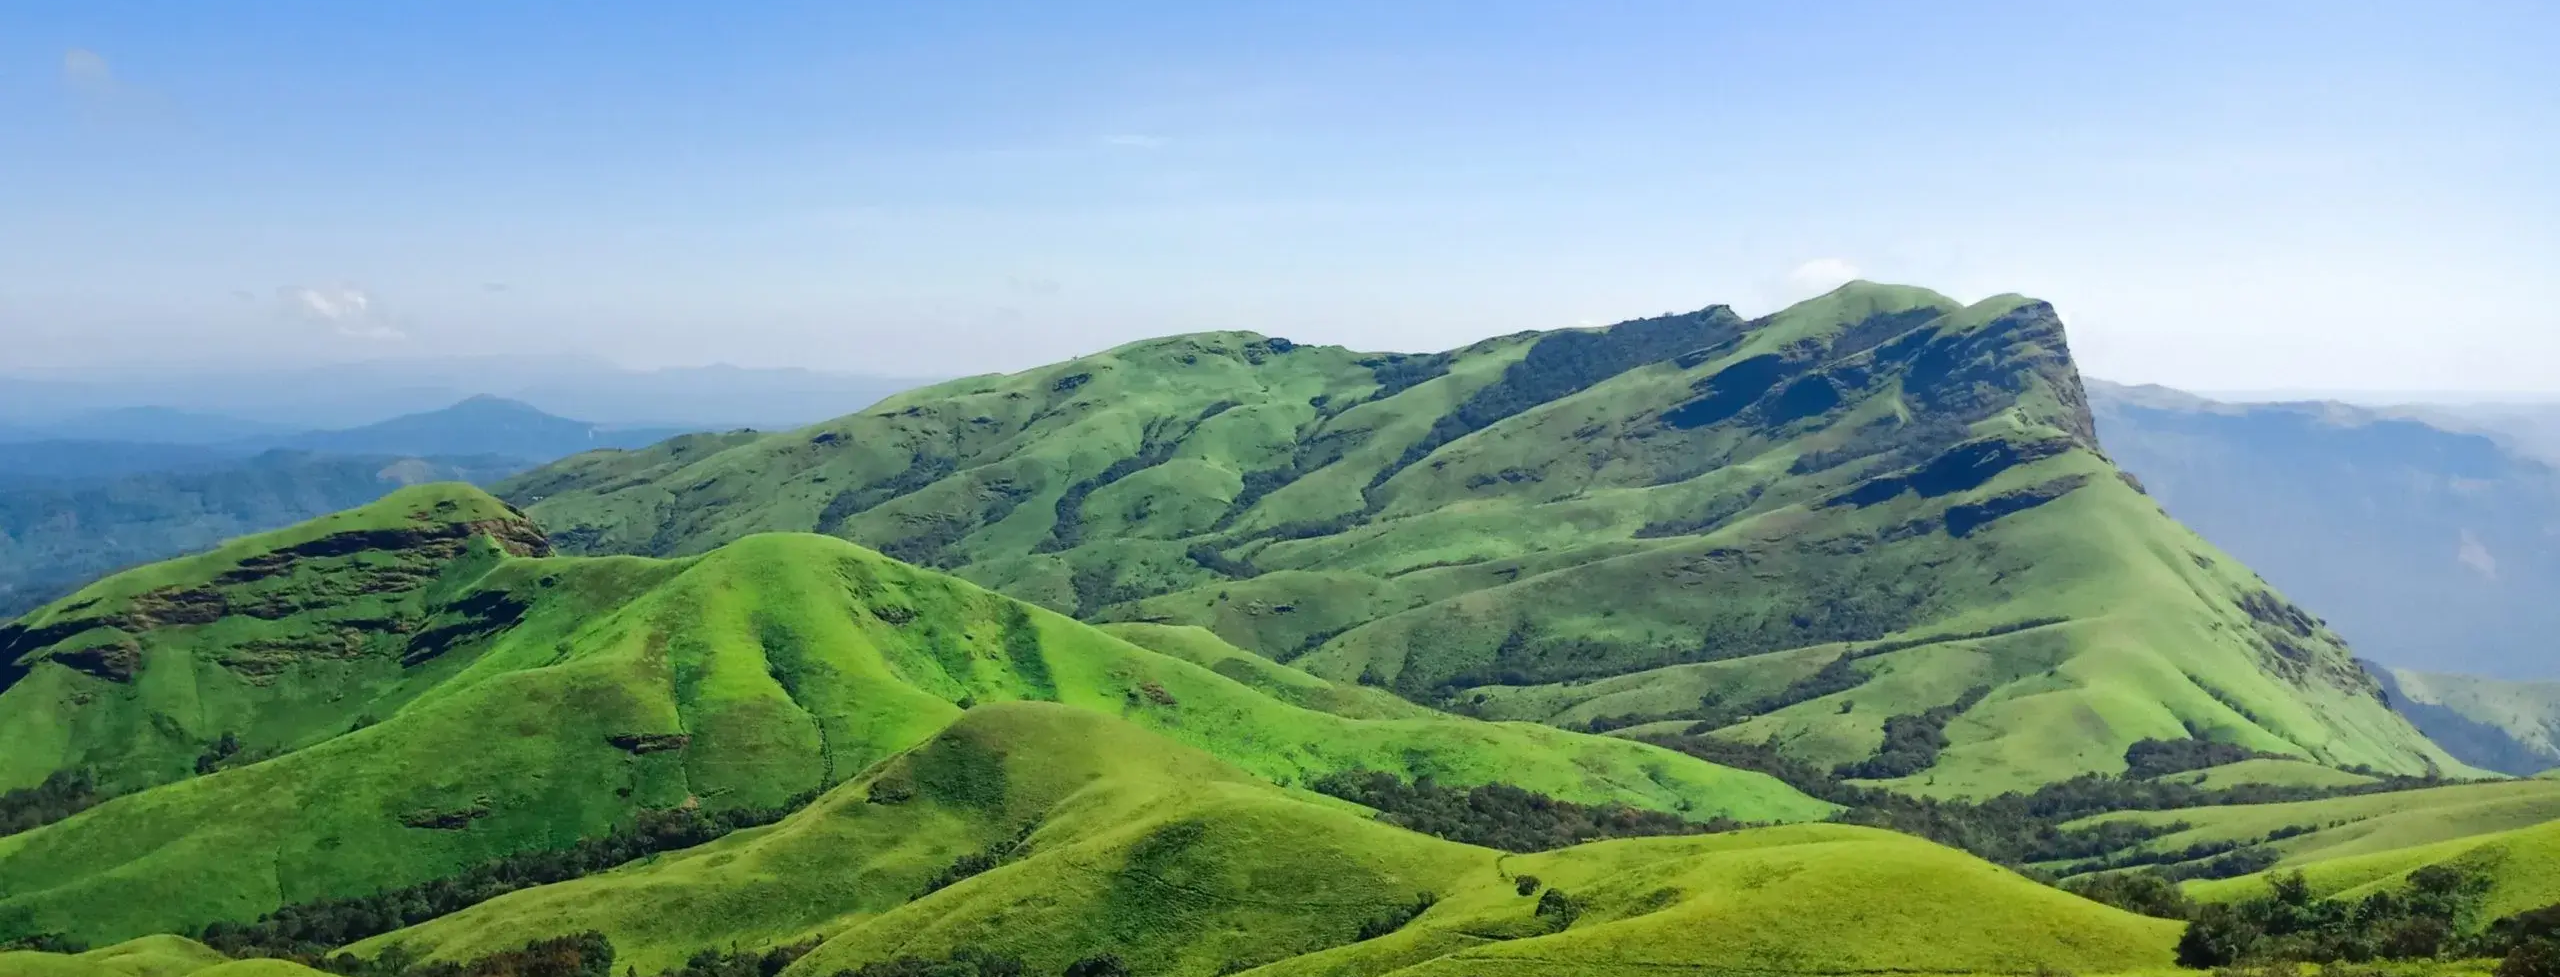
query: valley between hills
[{"left": 5, "top": 282, "right": 2558, "bottom": 977}]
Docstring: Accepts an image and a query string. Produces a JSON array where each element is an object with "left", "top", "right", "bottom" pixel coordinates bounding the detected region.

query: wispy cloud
[
  {"left": 278, "top": 285, "right": 406, "bottom": 340},
  {"left": 62, "top": 48, "right": 172, "bottom": 124}
]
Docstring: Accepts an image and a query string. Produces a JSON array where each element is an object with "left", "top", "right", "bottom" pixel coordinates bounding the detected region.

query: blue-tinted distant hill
[
  {"left": 272, "top": 395, "right": 687, "bottom": 461},
  {"left": 0, "top": 406, "right": 294, "bottom": 446},
  {"left": 0, "top": 450, "right": 527, "bottom": 618},
  {"left": 2091, "top": 380, "right": 2560, "bottom": 774}
]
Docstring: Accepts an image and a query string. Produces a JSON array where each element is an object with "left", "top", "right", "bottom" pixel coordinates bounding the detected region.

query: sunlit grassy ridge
[
  {"left": 504, "top": 283, "right": 2459, "bottom": 793},
  {"left": 354, "top": 703, "right": 2178, "bottom": 977},
  {"left": 0, "top": 490, "right": 1820, "bottom": 945}
]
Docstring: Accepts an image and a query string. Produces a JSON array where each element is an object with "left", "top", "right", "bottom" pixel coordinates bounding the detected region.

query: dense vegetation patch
[
  {"left": 2176, "top": 867, "right": 2560, "bottom": 971},
  {"left": 1310, "top": 770, "right": 1741, "bottom": 851},
  {"left": 0, "top": 768, "right": 104, "bottom": 837},
  {"left": 200, "top": 795, "right": 815, "bottom": 960},
  {"left": 1651, "top": 730, "right": 2445, "bottom": 872}
]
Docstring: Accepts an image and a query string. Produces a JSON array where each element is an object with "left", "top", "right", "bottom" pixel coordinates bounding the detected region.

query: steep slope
[
  {"left": 0, "top": 488, "right": 1820, "bottom": 945},
  {"left": 506, "top": 282, "right": 2461, "bottom": 793},
  {"left": 0, "top": 452, "right": 528, "bottom": 620},
  {"left": 2090, "top": 381, "right": 2560, "bottom": 684},
  {"left": 355, "top": 704, "right": 2177, "bottom": 977},
  {"left": 2375, "top": 669, "right": 2560, "bottom": 776}
]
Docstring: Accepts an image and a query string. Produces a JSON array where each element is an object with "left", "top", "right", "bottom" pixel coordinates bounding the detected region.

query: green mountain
[
  {"left": 0, "top": 452, "right": 528, "bottom": 620},
  {"left": 503, "top": 282, "right": 2461, "bottom": 794},
  {"left": 0, "top": 485, "right": 1820, "bottom": 946}
]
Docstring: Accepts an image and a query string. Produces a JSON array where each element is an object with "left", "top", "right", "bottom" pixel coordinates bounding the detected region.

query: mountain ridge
[{"left": 502, "top": 281, "right": 2464, "bottom": 794}]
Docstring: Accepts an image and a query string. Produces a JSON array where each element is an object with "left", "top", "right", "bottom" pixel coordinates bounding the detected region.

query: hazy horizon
[{"left": 5, "top": 2, "right": 2553, "bottom": 392}]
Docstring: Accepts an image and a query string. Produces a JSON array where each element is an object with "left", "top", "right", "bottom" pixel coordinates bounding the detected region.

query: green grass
[
  {"left": 501, "top": 282, "right": 2461, "bottom": 795},
  {"left": 0, "top": 493, "right": 1823, "bottom": 946},
  {"left": 352, "top": 704, "right": 2176, "bottom": 977}
]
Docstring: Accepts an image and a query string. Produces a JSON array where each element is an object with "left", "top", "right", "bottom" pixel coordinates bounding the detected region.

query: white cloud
[
  {"left": 278, "top": 285, "right": 406, "bottom": 340},
  {"left": 1786, "top": 257, "right": 1863, "bottom": 294}
]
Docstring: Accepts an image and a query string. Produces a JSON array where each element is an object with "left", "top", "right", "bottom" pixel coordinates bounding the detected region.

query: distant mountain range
[
  {"left": 0, "top": 396, "right": 704, "bottom": 618},
  {"left": 0, "top": 396, "right": 689, "bottom": 482},
  {"left": 0, "top": 357, "right": 929, "bottom": 432},
  {"left": 2090, "top": 380, "right": 2560, "bottom": 773}
]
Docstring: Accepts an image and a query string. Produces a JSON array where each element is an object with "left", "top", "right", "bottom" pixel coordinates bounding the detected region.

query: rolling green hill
[
  {"left": 352, "top": 703, "right": 2178, "bottom": 977},
  {"left": 503, "top": 282, "right": 2462, "bottom": 794},
  {"left": 0, "top": 486, "right": 1820, "bottom": 946},
  {"left": 0, "top": 935, "right": 232, "bottom": 977}
]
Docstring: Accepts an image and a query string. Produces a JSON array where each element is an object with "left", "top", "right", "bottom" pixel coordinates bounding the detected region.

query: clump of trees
[
  {"left": 2172, "top": 866, "right": 2548, "bottom": 968},
  {"left": 1309, "top": 770, "right": 1740, "bottom": 852},
  {"left": 1355, "top": 892, "right": 1438, "bottom": 940},
  {"left": 2122, "top": 737, "right": 2264, "bottom": 779},
  {"left": 1834, "top": 685, "right": 1990, "bottom": 780},
  {"left": 0, "top": 767, "right": 104, "bottom": 836}
]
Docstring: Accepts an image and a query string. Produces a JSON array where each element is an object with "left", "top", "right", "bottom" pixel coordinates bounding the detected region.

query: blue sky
[{"left": 2, "top": 1, "right": 2552, "bottom": 391}]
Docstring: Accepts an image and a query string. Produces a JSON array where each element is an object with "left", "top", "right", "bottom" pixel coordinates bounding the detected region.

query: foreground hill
[
  {"left": 2090, "top": 381, "right": 2560, "bottom": 687},
  {"left": 0, "top": 486, "right": 1818, "bottom": 945},
  {"left": 353, "top": 703, "right": 2178, "bottom": 977},
  {"left": 505, "top": 282, "right": 2461, "bottom": 794}
]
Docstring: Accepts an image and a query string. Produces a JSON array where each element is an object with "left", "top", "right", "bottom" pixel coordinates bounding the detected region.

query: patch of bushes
[
  {"left": 1310, "top": 770, "right": 1739, "bottom": 852},
  {"left": 1648, "top": 730, "right": 2446, "bottom": 873},
  {"left": 1355, "top": 892, "right": 1438, "bottom": 940},
  {"left": 1833, "top": 685, "right": 1990, "bottom": 780},
  {"left": 0, "top": 767, "right": 104, "bottom": 837},
  {"left": 201, "top": 794, "right": 818, "bottom": 959},
  {"left": 2174, "top": 866, "right": 2500, "bottom": 967},
  {"left": 2123, "top": 736, "right": 2266, "bottom": 779}
]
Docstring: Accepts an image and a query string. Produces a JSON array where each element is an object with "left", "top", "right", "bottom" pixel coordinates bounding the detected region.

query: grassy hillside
[
  {"left": 2381, "top": 668, "right": 2560, "bottom": 776},
  {"left": 2054, "top": 778, "right": 2560, "bottom": 883},
  {"left": 0, "top": 488, "right": 1820, "bottom": 946},
  {"left": 2186, "top": 813, "right": 2560, "bottom": 924},
  {"left": 504, "top": 283, "right": 2461, "bottom": 794},
  {"left": 355, "top": 704, "right": 2177, "bottom": 977},
  {"left": 0, "top": 935, "right": 232, "bottom": 977}
]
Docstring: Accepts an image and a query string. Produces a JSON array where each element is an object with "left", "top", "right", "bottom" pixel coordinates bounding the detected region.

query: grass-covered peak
[{"left": 496, "top": 285, "right": 2457, "bottom": 794}]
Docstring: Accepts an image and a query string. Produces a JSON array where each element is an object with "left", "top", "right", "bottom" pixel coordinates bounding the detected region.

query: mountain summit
[{"left": 504, "top": 282, "right": 2463, "bottom": 793}]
